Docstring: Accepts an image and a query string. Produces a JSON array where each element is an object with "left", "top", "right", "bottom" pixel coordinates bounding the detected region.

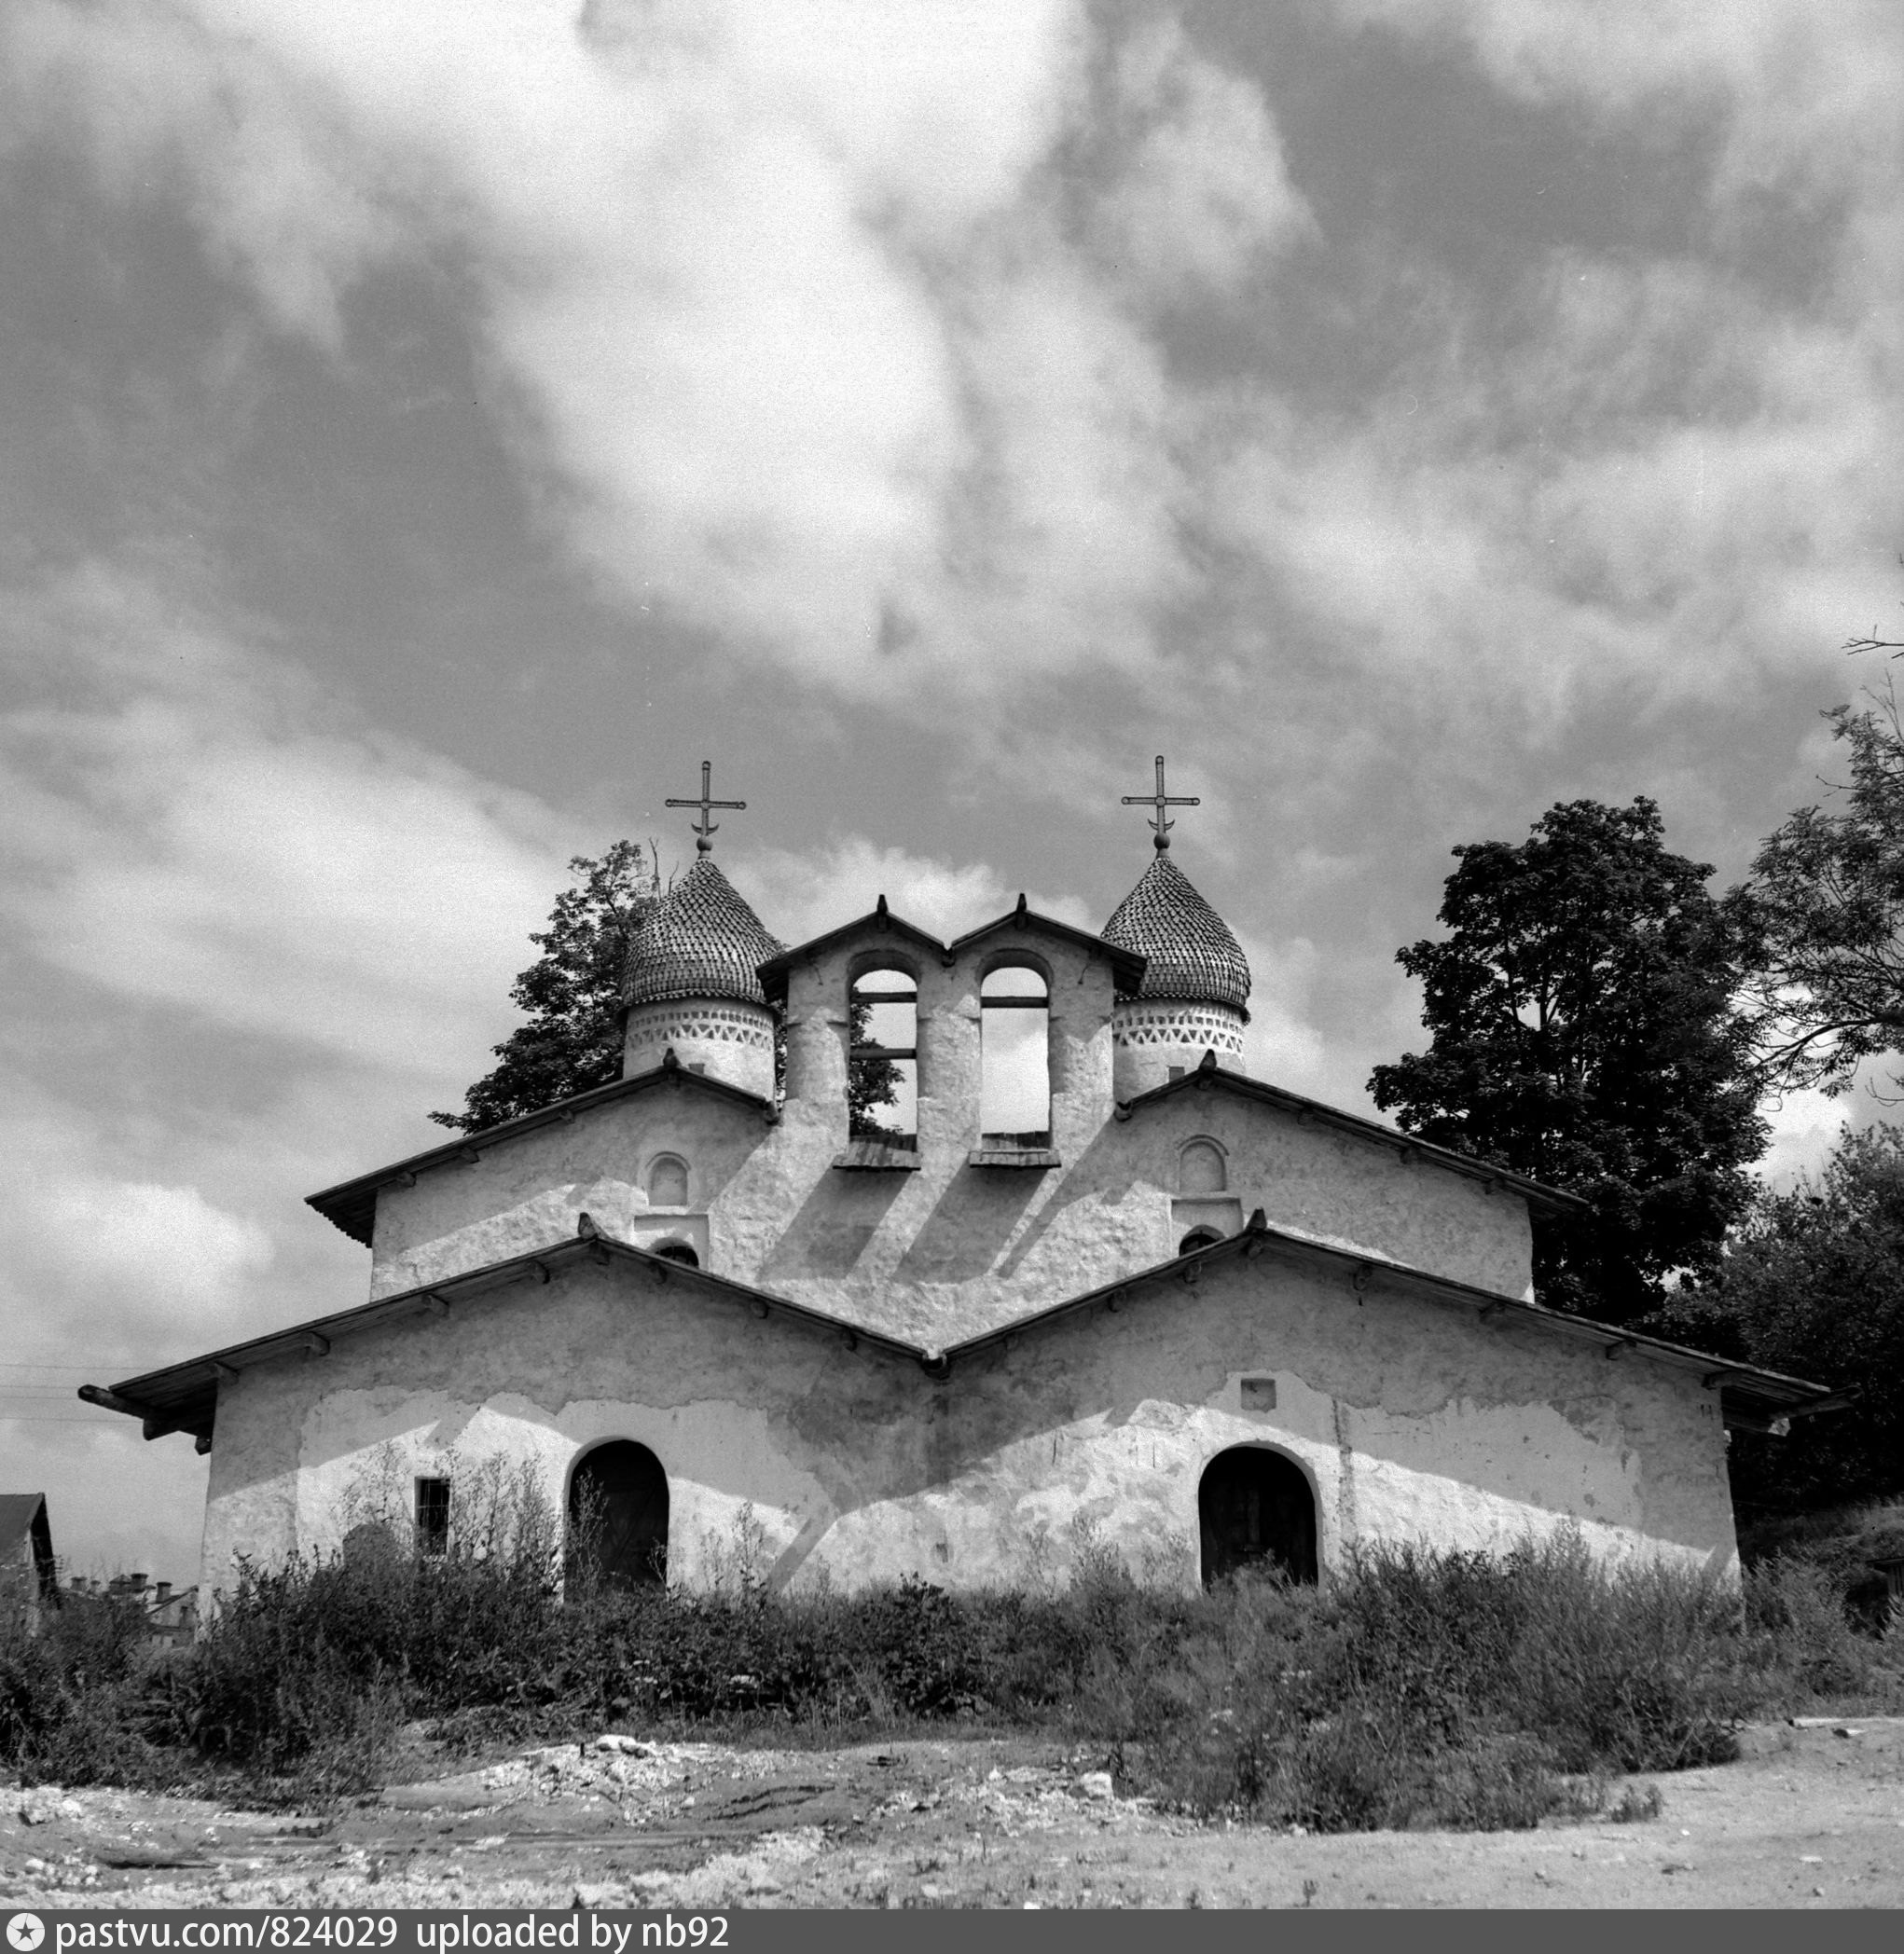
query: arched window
[
  {"left": 1180, "top": 1138, "right": 1226, "bottom": 1194},
  {"left": 1178, "top": 1225, "right": 1225, "bottom": 1257},
  {"left": 569, "top": 1440, "right": 669, "bottom": 1589},
  {"left": 849, "top": 965, "right": 917, "bottom": 1146},
  {"left": 655, "top": 1241, "right": 699, "bottom": 1268},
  {"left": 981, "top": 965, "right": 1050, "bottom": 1143},
  {"left": 646, "top": 1154, "right": 689, "bottom": 1207},
  {"left": 1199, "top": 1448, "right": 1317, "bottom": 1588}
]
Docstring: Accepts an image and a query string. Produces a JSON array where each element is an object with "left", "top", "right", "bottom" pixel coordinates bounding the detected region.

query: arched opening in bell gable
[
  {"left": 849, "top": 961, "right": 917, "bottom": 1147},
  {"left": 568, "top": 1440, "right": 669, "bottom": 1591},
  {"left": 1198, "top": 1446, "right": 1318, "bottom": 1589},
  {"left": 980, "top": 963, "right": 1050, "bottom": 1144}
]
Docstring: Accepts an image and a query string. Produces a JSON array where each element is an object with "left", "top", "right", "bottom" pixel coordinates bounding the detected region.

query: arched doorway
[
  {"left": 568, "top": 1440, "right": 669, "bottom": 1589},
  {"left": 1198, "top": 1447, "right": 1318, "bottom": 1588}
]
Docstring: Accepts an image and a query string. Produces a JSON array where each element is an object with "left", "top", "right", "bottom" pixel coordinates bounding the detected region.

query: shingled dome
[
  {"left": 625, "top": 857, "right": 784, "bottom": 1010},
  {"left": 1102, "top": 853, "right": 1251, "bottom": 1016}
]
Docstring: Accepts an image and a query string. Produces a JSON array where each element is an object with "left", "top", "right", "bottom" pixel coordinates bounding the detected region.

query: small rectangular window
[
  {"left": 415, "top": 1477, "right": 450, "bottom": 1556},
  {"left": 1241, "top": 1377, "right": 1277, "bottom": 1411}
]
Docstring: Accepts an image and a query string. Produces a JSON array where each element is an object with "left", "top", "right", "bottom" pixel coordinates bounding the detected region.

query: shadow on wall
[
  {"left": 982, "top": 1111, "right": 1162, "bottom": 1281},
  {"left": 765, "top": 1166, "right": 913, "bottom": 1278},
  {"left": 211, "top": 1251, "right": 1722, "bottom": 1593},
  {"left": 893, "top": 1163, "right": 1052, "bottom": 1285}
]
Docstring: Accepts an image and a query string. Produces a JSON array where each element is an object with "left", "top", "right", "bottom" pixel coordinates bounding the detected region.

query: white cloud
[
  {"left": 34, "top": 1177, "right": 271, "bottom": 1323},
  {"left": 1234, "top": 929, "right": 1334, "bottom": 1101},
  {"left": 0, "top": 1, "right": 1325, "bottom": 701},
  {"left": 0, "top": 565, "right": 576, "bottom": 1083},
  {"left": 1332, "top": 0, "right": 1904, "bottom": 297},
  {"left": 0, "top": 1421, "right": 207, "bottom": 1589},
  {"left": 736, "top": 835, "right": 1093, "bottom": 947},
  {"left": 1099, "top": 16, "right": 1313, "bottom": 295}
]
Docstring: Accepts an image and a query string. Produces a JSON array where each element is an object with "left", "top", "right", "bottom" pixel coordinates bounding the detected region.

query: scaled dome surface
[
  {"left": 624, "top": 856, "right": 784, "bottom": 1010},
  {"left": 1101, "top": 853, "right": 1251, "bottom": 1016}
]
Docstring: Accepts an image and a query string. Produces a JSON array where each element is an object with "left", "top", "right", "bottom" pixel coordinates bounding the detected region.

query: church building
[{"left": 87, "top": 763, "right": 1837, "bottom": 1594}]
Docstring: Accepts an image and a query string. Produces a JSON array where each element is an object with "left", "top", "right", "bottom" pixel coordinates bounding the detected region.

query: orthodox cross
[
  {"left": 1122, "top": 754, "right": 1198, "bottom": 851},
  {"left": 666, "top": 760, "right": 747, "bottom": 854}
]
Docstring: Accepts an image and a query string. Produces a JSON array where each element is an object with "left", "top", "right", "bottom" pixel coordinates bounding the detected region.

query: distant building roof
[
  {"left": 624, "top": 857, "right": 783, "bottom": 1010},
  {"left": 1101, "top": 853, "right": 1251, "bottom": 1015},
  {"left": 0, "top": 1494, "right": 54, "bottom": 1595},
  {"left": 0, "top": 1493, "right": 48, "bottom": 1555}
]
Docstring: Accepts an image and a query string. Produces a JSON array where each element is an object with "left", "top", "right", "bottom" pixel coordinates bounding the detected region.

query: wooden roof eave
[
  {"left": 1118, "top": 1061, "right": 1589, "bottom": 1218},
  {"left": 938, "top": 1211, "right": 1840, "bottom": 1428},
  {"left": 947, "top": 905, "right": 1148, "bottom": 992},
  {"left": 756, "top": 904, "right": 951, "bottom": 998},
  {"left": 90, "top": 1215, "right": 1842, "bottom": 1455},
  {"left": 304, "top": 1058, "right": 776, "bottom": 1246},
  {"left": 83, "top": 1222, "right": 922, "bottom": 1449}
]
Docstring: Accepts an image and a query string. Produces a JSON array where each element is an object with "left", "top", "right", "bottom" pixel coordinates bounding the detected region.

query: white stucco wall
[
  {"left": 200, "top": 1245, "right": 1735, "bottom": 1601},
  {"left": 364, "top": 925, "right": 1535, "bottom": 1351}
]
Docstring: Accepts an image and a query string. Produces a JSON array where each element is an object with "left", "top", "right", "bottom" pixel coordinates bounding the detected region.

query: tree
[
  {"left": 431, "top": 841, "right": 663, "bottom": 1134},
  {"left": 1650, "top": 1124, "right": 1904, "bottom": 1517},
  {"left": 1734, "top": 686, "right": 1904, "bottom": 1094},
  {"left": 432, "top": 841, "right": 896, "bottom": 1135},
  {"left": 1369, "top": 799, "right": 1767, "bottom": 1324}
]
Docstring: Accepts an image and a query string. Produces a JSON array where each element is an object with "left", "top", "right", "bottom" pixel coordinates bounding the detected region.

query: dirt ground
[{"left": 4, "top": 1717, "right": 1901, "bottom": 1911}]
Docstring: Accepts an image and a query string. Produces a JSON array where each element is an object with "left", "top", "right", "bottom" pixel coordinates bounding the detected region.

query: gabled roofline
[
  {"left": 305, "top": 1052, "right": 776, "bottom": 1247},
  {"left": 1121, "top": 1054, "right": 1588, "bottom": 1218},
  {"left": 92, "top": 1211, "right": 1842, "bottom": 1454},
  {"left": 758, "top": 893, "right": 1149, "bottom": 997},
  {"left": 0, "top": 1493, "right": 51, "bottom": 1560},
  {"left": 82, "top": 1218, "right": 921, "bottom": 1447},
  {"left": 948, "top": 896, "right": 1148, "bottom": 990},
  {"left": 939, "top": 1208, "right": 1845, "bottom": 1432},
  {"left": 757, "top": 897, "right": 950, "bottom": 991}
]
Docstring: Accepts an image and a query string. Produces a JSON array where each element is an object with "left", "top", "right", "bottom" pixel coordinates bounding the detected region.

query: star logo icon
[{"left": 7, "top": 1915, "right": 47, "bottom": 1952}]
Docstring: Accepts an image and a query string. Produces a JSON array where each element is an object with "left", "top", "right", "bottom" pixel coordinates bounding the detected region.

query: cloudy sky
[{"left": 2, "top": 0, "right": 1898, "bottom": 1585}]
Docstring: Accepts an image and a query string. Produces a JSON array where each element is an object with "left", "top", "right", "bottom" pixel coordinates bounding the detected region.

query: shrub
[
  {"left": 19, "top": 1485, "right": 1903, "bottom": 1827},
  {"left": 0, "top": 1589, "right": 167, "bottom": 1787}
]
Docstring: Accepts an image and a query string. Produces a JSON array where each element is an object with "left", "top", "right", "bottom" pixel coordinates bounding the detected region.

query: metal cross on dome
[
  {"left": 1122, "top": 754, "right": 1199, "bottom": 851},
  {"left": 666, "top": 760, "right": 747, "bottom": 854}
]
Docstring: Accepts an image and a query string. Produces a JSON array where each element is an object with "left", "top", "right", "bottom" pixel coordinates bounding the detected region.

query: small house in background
[
  {"left": 0, "top": 1493, "right": 58, "bottom": 1634},
  {"left": 145, "top": 1581, "right": 200, "bottom": 1648},
  {"left": 62, "top": 1570, "right": 200, "bottom": 1648}
]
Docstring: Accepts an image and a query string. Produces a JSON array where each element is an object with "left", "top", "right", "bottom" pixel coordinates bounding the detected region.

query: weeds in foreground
[{"left": 7, "top": 1514, "right": 1900, "bottom": 1826}]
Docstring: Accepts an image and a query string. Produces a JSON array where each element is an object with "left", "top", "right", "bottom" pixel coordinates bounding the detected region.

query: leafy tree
[
  {"left": 1369, "top": 798, "right": 1767, "bottom": 1324},
  {"left": 1734, "top": 686, "right": 1904, "bottom": 1094},
  {"left": 848, "top": 1038, "right": 904, "bottom": 1140},
  {"left": 431, "top": 841, "right": 663, "bottom": 1134},
  {"left": 1651, "top": 1124, "right": 1904, "bottom": 1517},
  {"left": 432, "top": 841, "right": 897, "bottom": 1135}
]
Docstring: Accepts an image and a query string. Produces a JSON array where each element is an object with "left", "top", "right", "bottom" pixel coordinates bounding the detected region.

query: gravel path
[{"left": 5, "top": 1718, "right": 1901, "bottom": 1909}]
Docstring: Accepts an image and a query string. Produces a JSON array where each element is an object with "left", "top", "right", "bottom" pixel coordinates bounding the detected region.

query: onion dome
[
  {"left": 1101, "top": 853, "right": 1251, "bottom": 1017},
  {"left": 624, "top": 856, "right": 784, "bottom": 1010}
]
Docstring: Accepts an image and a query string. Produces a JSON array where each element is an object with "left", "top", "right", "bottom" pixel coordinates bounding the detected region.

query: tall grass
[{"left": 7, "top": 1497, "right": 1900, "bottom": 1826}]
